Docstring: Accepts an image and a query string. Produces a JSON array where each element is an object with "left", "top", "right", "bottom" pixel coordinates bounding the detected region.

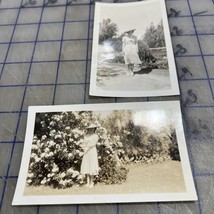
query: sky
[
  {"left": 132, "top": 110, "right": 172, "bottom": 131},
  {"left": 99, "top": 1, "right": 162, "bottom": 39}
]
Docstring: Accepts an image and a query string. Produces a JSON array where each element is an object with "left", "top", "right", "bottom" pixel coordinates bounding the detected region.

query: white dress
[
  {"left": 122, "top": 35, "right": 141, "bottom": 65},
  {"left": 80, "top": 134, "right": 99, "bottom": 175}
]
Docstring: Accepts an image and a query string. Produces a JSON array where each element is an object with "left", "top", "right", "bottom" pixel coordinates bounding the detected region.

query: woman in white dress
[
  {"left": 80, "top": 124, "right": 99, "bottom": 188},
  {"left": 122, "top": 29, "right": 141, "bottom": 76}
]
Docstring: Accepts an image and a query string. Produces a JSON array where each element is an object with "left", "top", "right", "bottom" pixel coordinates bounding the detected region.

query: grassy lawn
[{"left": 24, "top": 160, "right": 186, "bottom": 196}]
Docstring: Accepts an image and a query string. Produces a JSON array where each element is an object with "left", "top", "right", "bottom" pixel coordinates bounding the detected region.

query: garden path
[{"left": 97, "top": 63, "right": 171, "bottom": 91}]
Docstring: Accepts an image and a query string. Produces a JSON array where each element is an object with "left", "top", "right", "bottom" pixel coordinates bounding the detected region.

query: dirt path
[
  {"left": 97, "top": 63, "right": 171, "bottom": 91},
  {"left": 24, "top": 161, "right": 186, "bottom": 196}
]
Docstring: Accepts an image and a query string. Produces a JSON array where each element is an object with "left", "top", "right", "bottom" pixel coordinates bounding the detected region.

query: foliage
[
  {"left": 103, "top": 111, "right": 181, "bottom": 164},
  {"left": 111, "top": 52, "right": 125, "bottom": 64},
  {"left": 168, "top": 128, "right": 180, "bottom": 161},
  {"left": 111, "top": 37, "right": 123, "bottom": 52},
  {"left": 99, "top": 19, "right": 118, "bottom": 44},
  {"left": 138, "top": 40, "right": 150, "bottom": 62},
  {"left": 96, "top": 134, "right": 128, "bottom": 184},
  {"left": 142, "top": 21, "right": 165, "bottom": 48}
]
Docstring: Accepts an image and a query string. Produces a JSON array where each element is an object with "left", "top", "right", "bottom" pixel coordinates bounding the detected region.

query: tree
[
  {"left": 143, "top": 22, "right": 157, "bottom": 48},
  {"left": 155, "top": 21, "right": 165, "bottom": 47},
  {"left": 99, "top": 18, "right": 118, "bottom": 44},
  {"left": 142, "top": 21, "right": 165, "bottom": 48}
]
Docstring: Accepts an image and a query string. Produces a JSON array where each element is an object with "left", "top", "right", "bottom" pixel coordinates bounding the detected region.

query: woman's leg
[
  {"left": 86, "top": 174, "right": 90, "bottom": 187},
  {"left": 127, "top": 64, "right": 131, "bottom": 76},
  {"left": 130, "top": 64, "right": 134, "bottom": 76},
  {"left": 89, "top": 175, "right": 94, "bottom": 188}
]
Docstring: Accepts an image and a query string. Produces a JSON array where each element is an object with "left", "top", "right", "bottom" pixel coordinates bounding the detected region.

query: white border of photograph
[
  {"left": 13, "top": 101, "right": 197, "bottom": 205},
  {"left": 89, "top": 0, "right": 179, "bottom": 97}
]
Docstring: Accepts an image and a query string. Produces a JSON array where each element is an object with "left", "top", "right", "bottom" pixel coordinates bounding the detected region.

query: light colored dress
[
  {"left": 122, "top": 35, "right": 141, "bottom": 65},
  {"left": 80, "top": 134, "right": 99, "bottom": 175}
]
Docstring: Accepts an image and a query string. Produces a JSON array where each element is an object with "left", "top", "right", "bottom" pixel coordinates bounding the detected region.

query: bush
[{"left": 27, "top": 112, "right": 128, "bottom": 189}]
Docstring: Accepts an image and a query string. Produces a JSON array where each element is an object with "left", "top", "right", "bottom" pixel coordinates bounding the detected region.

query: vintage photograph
[
  {"left": 13, "top": 101, "right": 197, "bottom": 205},
  {"left": 90, "top": 0, "right": 179, "bottom": 97}
]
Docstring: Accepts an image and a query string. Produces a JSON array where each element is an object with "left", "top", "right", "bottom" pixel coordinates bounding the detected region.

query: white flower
[
  {"left": 52, "top": 164, "right": 59, "bottom": 173},
  {"left": 33, "top": 136, "right": 37, "bottom": 140},
  {"left": 67, "top": 168, "right": 74, "bottom": 174},
  {"left": 79, "top": 152, "right": 84, "bottom": 157},
  {"left": 65, "top": 126, "right": 71, "bottom": 130},
  {"left": 35, "top": 157, "right": 41, "bottom": 162},
  {"left": 49, "top": 152, "right": 54, "bottom": 156},
  {"left": 75, "top": 141, "right": 80, "bottom": 146},
  {"left": 117, "top": 141, "right": 123, "bottom": 147},
  {"left": 55, "top": 144, "right": 60, "bottom": 149},
  {"left": 60, "top": 172, "right": 66, "bottom": 178},
  {"left": 44, "top": 148, "right": 50, "bottom": 153},
  {"left": 41, "top": 178, "right": 47, "bottom": 185},
  {"left": 59, "top": 180, "right": 66, "bottom": 185},
  {"left": 31, "top": 145, "right": 37, "bottom": 150},
  {"left": 42, "top": 135, "right": 47, "bottom": 140},
  {"left": 47, "top": 173, "right": 54, "bottom": 178},
  {"left": 72, "top": 170, "right": 79, "bottom": 178},
  {"left": 77, "top": 174, "right": 83, "bottom": 180},
  {"left": 68, "top": 153, "right": 73, "bottom": 158},
  {"left": 27, "top": 179, "right": 32, "bottom": 184},
  {"left": 48, "top": 140, "right": 55, "bottom": 146},
  {"left": 41, "top": 153, "right": 46, "bottom": 158},
  {"left": 52, "top": 168, "right": 58, "bottom": 173},
  {"left": 31, "top": 153, "right": 37, "bottom": 158},
  {"left": 28, "top": 173, "right": 34, "bottom": 178}
]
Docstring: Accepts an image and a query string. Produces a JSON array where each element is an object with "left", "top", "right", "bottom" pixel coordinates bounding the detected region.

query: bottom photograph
[{"left": 13, "top": 101, "right": 197, "bottom": 205}]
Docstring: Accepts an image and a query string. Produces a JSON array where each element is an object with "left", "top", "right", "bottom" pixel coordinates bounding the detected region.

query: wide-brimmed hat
[
  {"left": 86, "top": 124, "right": 97, "bottom": 129},
  {"left": 124, "top": 29, "right": 136, "bottom": 34}
]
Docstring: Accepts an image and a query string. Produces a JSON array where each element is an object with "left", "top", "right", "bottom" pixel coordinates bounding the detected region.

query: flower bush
[{"left": 27, "top": 111, "right": 128, "bottom": 189}]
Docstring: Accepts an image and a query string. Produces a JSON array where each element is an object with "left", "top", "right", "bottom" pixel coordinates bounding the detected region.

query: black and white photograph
[
  {"left": 13, "top": 101, "right": 197, "bottom": 205},
  {"left": 90, "top": 0, "right": 179, "bottom": 97}
]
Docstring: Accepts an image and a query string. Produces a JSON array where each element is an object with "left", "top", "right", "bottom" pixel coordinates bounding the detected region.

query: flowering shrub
[{"left": 27, "top": 111, "right": 128, "bottom": 189}]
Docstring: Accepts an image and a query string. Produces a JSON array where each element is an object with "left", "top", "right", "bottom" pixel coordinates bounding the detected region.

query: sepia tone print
[{"left": 13, "top": 102, "right": 197, "bottom": 205}]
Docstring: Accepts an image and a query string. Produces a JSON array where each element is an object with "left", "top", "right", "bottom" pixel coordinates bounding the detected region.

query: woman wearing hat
[
  {"left": 122, "top": 29, "right": 141, "bottom": 76},
  {"left": 80, "top": 124, "right": 99, "bottom": 188}
]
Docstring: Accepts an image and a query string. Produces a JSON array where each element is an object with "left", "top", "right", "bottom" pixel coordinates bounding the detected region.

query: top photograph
[{"left": 89, "top": 0, "right": 179, "bottom": 97}]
